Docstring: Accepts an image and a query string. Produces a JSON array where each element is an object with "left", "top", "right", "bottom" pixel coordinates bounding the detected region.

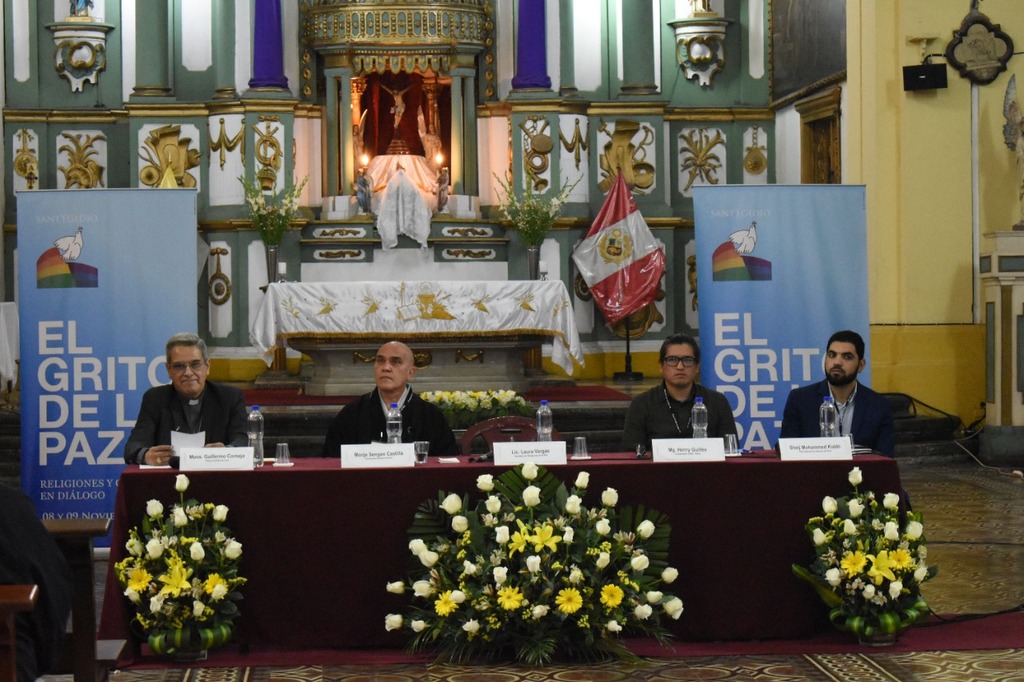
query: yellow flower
[
  {"left": 600, "top": 584, "right": 624, "bottom": 608},
  {"left": 435, "top": 590, "right": 459, "bottom": 617},
  {"left": 497, "top": 586, "right": 525, "bottom": 610},
  {"left": 888, "top": 548, "right": 914, "bottom": 571},
  {"left": 157, "top": 556, "right": 193, "bottom": 597},
  {"left": 555, "top": 588, "right": 583, "bottom": 614},
  {"left": 531, "top": 523, "right": 562, "bottom": 552},
  {"left": 867, "top": 550, "right": 897, "bottom": 585},
  {"left": 508, "top": 519, "right": 531, "bottom": 557},
  {"left": 126, "top": 566, "right": 153, "bottom": 593},
  {"left": 840, "top": 551, "right": 868, "bottom": 578},
  {"left": 203, "top": 574, "right": 229, "bottom": 599}
]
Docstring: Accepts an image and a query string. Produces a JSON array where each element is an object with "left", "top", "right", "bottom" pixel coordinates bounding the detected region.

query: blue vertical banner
[
  {"left": 17, "top": 189, "right": 196, "bottom": 527},
  {"left": 693, "top": 185, "right": 870, "bottom": 450}
]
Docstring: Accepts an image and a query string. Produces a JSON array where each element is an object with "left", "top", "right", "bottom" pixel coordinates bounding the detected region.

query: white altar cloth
[{"left": 250, "top": 281, "right": 583, "bottom": 375}]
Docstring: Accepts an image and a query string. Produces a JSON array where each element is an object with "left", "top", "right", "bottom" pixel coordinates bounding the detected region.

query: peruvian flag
[{"left": 572, "top": 171, "right": 665, "bottom": 325}]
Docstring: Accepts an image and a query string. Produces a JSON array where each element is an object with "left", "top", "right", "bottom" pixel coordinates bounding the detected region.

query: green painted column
[
  {"left": 131, "top": 1, "right": 172, "bottom": 98},
  {"left": 619, "top": 2, "right": 657, "bottom": 96},
  {"left": 450, "top": 73, "right": 464, "bottom": 196},
  {"left": 213, "top": 0, "right": 238, "bottom": 99},
  {"left": 462, "top": 73, "right": 478, "bottom": 196},
  {"left": 558, "top": 0, "right": 578, "bottom": 97}
]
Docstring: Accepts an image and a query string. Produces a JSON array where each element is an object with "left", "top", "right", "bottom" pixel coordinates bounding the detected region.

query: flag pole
[{"left": 613, "top": 316, "right": 644, "bottom": 382}]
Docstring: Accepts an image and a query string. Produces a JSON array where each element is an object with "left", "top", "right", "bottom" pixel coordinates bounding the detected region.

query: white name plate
[
  {"left": 778, "top": 437, "right": 853, "bottom": 461},
  {"left": 493, "top": 441, "right": 566, "bottom": 466},
  {"left": 340, "top": 443, "right": 415, "bottom": 468},
  {"left": 652, "top": 438, "right": 726, "bottom": 462},
  {"left": 178, "top": 447, "right": 254, "bottom": 471}
]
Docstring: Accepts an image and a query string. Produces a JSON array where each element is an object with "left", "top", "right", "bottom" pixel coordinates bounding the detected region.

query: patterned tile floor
[{"left": 74, "top": 459, "right": 1024, "bottom": 682}]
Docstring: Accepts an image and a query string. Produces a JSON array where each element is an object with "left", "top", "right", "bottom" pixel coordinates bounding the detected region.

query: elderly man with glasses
[
  {"left": 621, "top": 333, "right": 737, "bottom": 454},
  {"left": 123, "top": 332, "right": 248, "bottom": 465}
]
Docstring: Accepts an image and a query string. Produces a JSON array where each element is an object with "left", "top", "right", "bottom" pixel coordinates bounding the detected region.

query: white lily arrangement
[{"left": 419, "top": 389, "right": 532, "bottom": 429}]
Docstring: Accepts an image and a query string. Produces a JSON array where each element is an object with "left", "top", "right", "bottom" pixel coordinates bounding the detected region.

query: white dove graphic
[
  {"left": 53, "top": 226, "right": 84, "bottom": 262},
  {"left": 729, "top": 221, "right": 757, "bottom": 254}
]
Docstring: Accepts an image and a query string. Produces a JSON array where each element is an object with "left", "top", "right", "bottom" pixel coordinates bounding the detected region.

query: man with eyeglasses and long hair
[
  {"left": 123, "top": 332, "right": 248, "bottom": 465},
  {"left": 622, "top": 333, "right": 737, "bottom": 453}
]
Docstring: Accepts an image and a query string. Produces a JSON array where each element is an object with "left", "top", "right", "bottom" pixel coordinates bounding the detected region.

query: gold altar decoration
[
  {"left": 667, "top": 1, "right": 731, "bottom": 88},
  {"left": 679, "top": 127, "right": 725, "bottom": 191},
  {"left": 597, "top": 120, "right": 655, "bottom": 194},
  {"left": 209, "top": 118, "right": 245, "bottom": 170},
  {"left": 254, "top": 118, "right": 284, "bottom": 190},
  {"left": 14, "top": 129, "right": 39, "bottom": 190},
  {"left": 138, "top": 125, "right": 200, "bottom": 188},
  {"left": 559, "top": 117, "right": 589, "bottom": 171},
  {"left": 519, "top": 116, "right": 554, "bottom": 192},
  {"left": 58, "top": 131, "right": 106, "bottom": 189}
]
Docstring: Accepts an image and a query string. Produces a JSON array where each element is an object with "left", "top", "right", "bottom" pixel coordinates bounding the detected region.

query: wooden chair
[
  {"left": 0, "top": 584, "right": 38, "bottom": 682},
  {"left": 460, "top": 416, "right": 561, "bottom": 456}
]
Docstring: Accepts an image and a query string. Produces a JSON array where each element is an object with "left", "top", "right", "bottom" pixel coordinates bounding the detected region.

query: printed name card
[
  {"left": 178, "top": 447, "right": 254, "bottom": 471},
  {"left": 340, "top": 443, "right": 415, "bottom": 468},
  {"left": 492, "top": 441, "right": 566, "bottom": 466},
  {"left": 777, "top": 437, "right": 853, "bottom": 461},
  {"left": 651, "top": 438, "right": 726, "bottom": 462}
]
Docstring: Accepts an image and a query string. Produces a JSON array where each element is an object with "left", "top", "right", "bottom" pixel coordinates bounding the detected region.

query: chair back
[{"left": 460, "top": 416, "right": 560, "bottom": 455}]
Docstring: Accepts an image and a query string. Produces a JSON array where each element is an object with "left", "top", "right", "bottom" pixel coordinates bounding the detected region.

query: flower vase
[
  {"left": 526, "top": 244, "right": 541, "bottom": 280},
  {"left": 264, "top": 243, "right": 279, "bottom": 285}
]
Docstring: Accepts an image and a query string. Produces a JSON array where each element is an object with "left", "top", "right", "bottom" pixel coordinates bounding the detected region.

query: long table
[{"left": 98, "top": 454, "right": 902, "bottom": 661}]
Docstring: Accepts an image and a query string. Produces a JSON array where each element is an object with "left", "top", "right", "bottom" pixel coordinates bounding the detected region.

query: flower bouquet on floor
[
  {"left": 792, "top": 466, "right": 937, "bottom": 644},
  {"left": 114, "top": 474, "right": 246, "bottom": 657},
  {"left": 419, "top": 389, "right": 532, "bottom": 430},
  {"left": 385, "top": 462, "right": 683, "bottom": 665}
]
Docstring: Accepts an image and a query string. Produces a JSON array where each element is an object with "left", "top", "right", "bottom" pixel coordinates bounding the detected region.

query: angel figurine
[{"left": 1003, "top": 74, "right": 1024, "bottom": 228}]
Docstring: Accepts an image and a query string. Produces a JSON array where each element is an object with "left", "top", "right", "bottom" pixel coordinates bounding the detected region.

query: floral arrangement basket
[
  {"left": 239, "top": 175, "right": 308, "bottom": 245},
  {"left": 114, "top": 474, "right": 246, "bottom": 656},
  {"left": 419, "top": 389, "right": 533, "bottom": 430},
  {"left": 792, "top": 466, "right": 937, "bottom": 642},
  {"left": 385, "top": 462, "right": 683, "bottom": 665}
]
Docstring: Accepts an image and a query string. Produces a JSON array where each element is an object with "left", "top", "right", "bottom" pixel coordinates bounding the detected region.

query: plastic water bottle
[
  {"left": 819, "top": 396, "right": 838, "bottom": 437},
  {"left": 691, "top": 396, "right": 708, "bottom": 438},
  {"left": 536, "top": 400, "right": 553, "bottom": 441},
  {"left": 386, "top": 403, "right": 403, "bottom": 444},
  {"left": 248, "top": 405, "right": 265, "bottom": 467}
]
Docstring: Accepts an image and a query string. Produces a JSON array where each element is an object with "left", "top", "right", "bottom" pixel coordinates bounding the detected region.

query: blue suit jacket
[{"left": 779, "top": 379, "right": 895, "bottom": 456}]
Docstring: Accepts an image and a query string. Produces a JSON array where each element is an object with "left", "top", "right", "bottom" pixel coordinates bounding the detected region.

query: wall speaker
[{"left": 902, "top": 63, "right": 948, "bottom": 91}]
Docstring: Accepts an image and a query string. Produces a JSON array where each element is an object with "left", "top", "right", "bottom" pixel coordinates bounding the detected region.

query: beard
[{"left": 826, "top": 370, "right": 857, "bottom": 388}]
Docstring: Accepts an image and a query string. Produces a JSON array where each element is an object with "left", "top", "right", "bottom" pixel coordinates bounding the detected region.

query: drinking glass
[
  {"left": 571, "top": 436, "right": 591, "bottom": 460},
  {"left": 274, "top": 442, "right": 292, "bottom": 466},
  {"left": 724, "top": 434, "right": 739, "bottom": 456},
  {"left": 414, "top": 441, "right": 430, "bottom": 464}
]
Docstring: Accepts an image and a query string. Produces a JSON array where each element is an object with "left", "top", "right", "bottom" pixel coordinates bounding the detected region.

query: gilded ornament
[
  {"left": 455, "top": 350, "right": 485, "bottom": 364},
  {"left": 743, "top": 126, "right": 767, "bottom": 175},
  {"left": 519, "top": 117, "right": 554, "bottom": 192},
  {"left": 253, "top": 120, "right": 283, "bottom": 190},
  {"left": 58, "top": 131, "right": 105, "bottom": 189},
  {"left": 138, "top": 125, "right": 200, "bottom": 188},
  {"left": 207, "top": 248, "right": 232, "bottom": 306},
  {"left": 209, "top": 118, "right": 244, "bottom": 170},
  {"left": 559, "top": 118, "right": 589, "bottom": 171},
  {"left": 679, "top": 127, "right": 724, "bottom": 191},
  {"left": 597, "top": 120, "right": 655, "bottom": 193},
  {"left": 14, "top": 129, "right": 39, "bottom": 190}
]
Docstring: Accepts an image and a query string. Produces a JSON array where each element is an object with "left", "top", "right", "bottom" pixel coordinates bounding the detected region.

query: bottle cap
[
  {"left": 540, "top": 400, "right": 548, "bottom": 405},
  {"left": 694, "top": 396, "right": 703, "bottom": 403},
  {"left": 390, "top": 403, "right": 398, "bottom": 408},
  {"left": 251, "top": 405, "right": 260, "bottom": 411}
]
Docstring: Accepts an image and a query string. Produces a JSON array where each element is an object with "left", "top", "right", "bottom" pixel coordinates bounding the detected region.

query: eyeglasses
[
  {"left": 662, "top": 355, "right": 697, "bottom": 367},
  {"left": 169, "top": 360, "right": 206, "bottom": 374}
]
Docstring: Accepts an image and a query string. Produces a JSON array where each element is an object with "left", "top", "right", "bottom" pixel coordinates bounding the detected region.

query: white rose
[
  {"left": 485, "top": 495, "right": 502, "bottom": 514},
  {"left": 848, "top": 467, "right": 863, "bottom": 486},
  {"left": 412, "top": 580, "right": 435, "bottom": 598},
  {"left": 526, "top": 555, "right": 542, "bottom": 573},
  {"left": 822, "top": 496, "right": 838, "bottom": 514},
  {"left": 645, "top": 591, "right": 663, "bottom": 604},
  {"left": 884, "top": 521, "right": 900, "bottom": 541},
  {"left": 149, "top": 594, "right": 164, "bottom": 614},
  {"left": 451, "top": 590, "right": 466, "bottom": 604},
  {"left": 462, "top": 619, "right": 480, "bottom": 634},
  {"left": 812, "top": 528, "right": 828, "bottom": 546},
  {"left": 637, "top": 520, "right": 656, "bottom": 539},
  {"left": 662, "top": 567, "right": 679, "bottom": 584},
  {"left": 172, "top": 506, "right": 188, "bottom": 527},
  {"left": 631, "top": 554, "right": 650, "bottom": 572},
  {"left": 224, "top": 539, "right": 243, "bottom": 560},
  {"left": 493, "top": 566, "right": 508, "bottom": 586},
  {"left": 462, "top": 560, "right": 478, "bottom": 576},
  {"left": 663, "top": 597, "right": 684, "bottom": 620},
  {"left": 452, "top": 515, "right": 469, "bottom": 533},
  {"left": 889, "top": 580, "right": 903, "bottom": 600},
  {"left": 193, "top": 600, "right": 206, "bottom": 618},
  {"left": 385, "top": 614, "right": 403, "bottom": 631},
  {"left": 862, "top": 584, "right": 876, "bottom": 599},
  {"left": 569, "top": 567, "right": 583, "bottom": 584},
  {"left": 386, "top": 581, "right": 405, "bottom": 594},
  {"left": 411, "top": 619, "right": 426, "bottom": 632},
  {"left": 419, "top": 550, "right": 439, "bottom": 568},
  {"left": 408, "top": 539, "right": 427, "bottom": 556},
  {"left": 175, "top": 474, "right": 189, "bottom": 492},
  {"left": 847, "top": 499, "right": 864, "bottom": 518},
  {"left": 825, "top": 568, "right": 842, "bottom": 586},
  {"left": 476, "top": 474, "right": 494, "bottom": 492},
  {"left": 906, "top": 520, "right": 924, "bottom": 540},
  {"left": 210, "top": 583, "right": 228, "bottom": 601},
  {"left": 146, "top": 538, "right": 164, "bottom": 559},
  {"left": 843, "top": 519, "right": 858, "bottom": 536},
  {"left": 883, "top": 493, "right": 900, "bottom": 510},
  {"left": 595, "top": 551, "right": 610, "bottom": 569},
  {"left": 634, "top": 604, "right": 653, "bottom": 620},
  {"left": 574, "top": 471, "right": 590, "bottom": 489},
  {"left": 914, "top": 565, "right": 928, "bottom": 582},
  {"left": 522, "top": 485, "right": 541, "bottom": 507},
  {"left": 531, "top": 605, "right": 549, "bottom": 619},
  {"left": 562, "top": 526, "right": 574, "bottom": 543},
  {"left": 521, "top": 462, "right": 539, "bottom": 480},
  {"left": 606, "top": 619, "right": 623, "bottom": 632},
  {"left": 441, "top": 493, "right": 463, "bottom": 515},
  {"left": 126, "top": 538, "right": 144, "bottom": 557},
  {"left": 124, "top": 587, "right": 141, "bottom": 604},
  {"left": 601, "top": 488, "right": 619, "bottom": 507},
  {"left": 595, "top": 519, "right": 611, "bottom": 535},
  {"left": 146, "top": 499, "right": 164, "bottom": 518},
  {"left": 496, "top": 526, "right": 510, "bottom": 545},
  {"left": 190, "top": 542, "right": 205, "bottom": 561},
  {"left": 212, "top": 505, "right": 228, "bottom": 522},
  {"left": 565, "top": 495, "right": 582, "bottom": 515}
]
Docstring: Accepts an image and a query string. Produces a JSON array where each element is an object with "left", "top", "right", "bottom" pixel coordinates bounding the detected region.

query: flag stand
[{"left": 613, "top": 316, "right": 644, "bottom": 382}]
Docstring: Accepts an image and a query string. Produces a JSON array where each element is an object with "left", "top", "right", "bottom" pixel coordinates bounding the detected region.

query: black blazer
[{"left": 779, "top": 379, "right": 895, "bottom": 456}]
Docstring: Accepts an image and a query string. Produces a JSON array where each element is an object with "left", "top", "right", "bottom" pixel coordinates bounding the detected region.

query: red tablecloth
[{"left": 98, "top": 454, "right": 902, "bottom": 659}]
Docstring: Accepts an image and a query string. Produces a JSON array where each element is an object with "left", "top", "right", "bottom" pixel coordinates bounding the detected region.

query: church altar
[{"left": 250, "top": 281, "right": 583, "bottom": 395}]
